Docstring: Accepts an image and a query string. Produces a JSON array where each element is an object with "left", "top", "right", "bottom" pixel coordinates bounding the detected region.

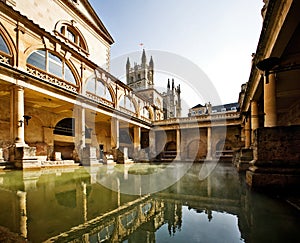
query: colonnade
[{"left": 243, "top": 73, "right": 277, "bottom": 147}]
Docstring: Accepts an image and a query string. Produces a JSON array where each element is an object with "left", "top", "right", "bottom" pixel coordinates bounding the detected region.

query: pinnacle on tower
[
  {"left": 149, "top": 56, "right": 154, "bottom": 69},
  {"left": 141, "top": 49, "right": 147, "bottom": 66},
  {"left": 167, "top": 79, "right": 170, "bottom": 89},
  {"left": 126, "top": 57, "right": 131, "bottom": 69},
  {"left": 172, "top": 79, "right": 175, "bottom": 91}
]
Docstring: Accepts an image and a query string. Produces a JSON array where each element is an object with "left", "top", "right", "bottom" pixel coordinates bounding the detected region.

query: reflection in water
[{"left": 0, "top": 163, "right": 299, "bottom": 242}]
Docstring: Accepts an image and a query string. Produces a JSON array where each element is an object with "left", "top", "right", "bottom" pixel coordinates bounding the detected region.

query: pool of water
[{"left": 0, "top": 162, "right": 299, "bottom": 242}]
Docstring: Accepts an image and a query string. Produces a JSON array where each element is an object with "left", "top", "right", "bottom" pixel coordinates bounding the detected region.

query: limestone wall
[{"left": 254, "top": 125, "right": 300, "bottom": 165}]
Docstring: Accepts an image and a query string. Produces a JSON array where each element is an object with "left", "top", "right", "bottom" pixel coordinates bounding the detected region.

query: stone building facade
[{"left": 0, "top": 0, "right": 161, "bottom": 168}]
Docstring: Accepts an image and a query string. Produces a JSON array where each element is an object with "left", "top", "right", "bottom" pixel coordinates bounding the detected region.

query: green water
[{"left": 0, "top": 163, "right": 299, "bottom": 242}]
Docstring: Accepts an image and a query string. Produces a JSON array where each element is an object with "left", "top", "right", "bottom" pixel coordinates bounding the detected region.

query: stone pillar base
[
  {"left": 236, "top": 148, "right": 253, "bottom": 172},
  {"left": 246, "top": 165, "right": 300, "bottom": 190},
  {"left": 81, "top": 147, "right": 100, "bottom": 166},
  {"left": 112, "top": 149, "right": 124, "bottom": 164},
  {"left": 13, "top": 146, "right": 40, "bottom": 170}
]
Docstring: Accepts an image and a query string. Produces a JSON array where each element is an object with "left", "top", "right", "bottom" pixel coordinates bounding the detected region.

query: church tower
[
  {"left": 126, "top": 49, "right": 154, "bottom": 90},
  {"left": 125, "top": 50, "right": 182, "bottom": 120}
]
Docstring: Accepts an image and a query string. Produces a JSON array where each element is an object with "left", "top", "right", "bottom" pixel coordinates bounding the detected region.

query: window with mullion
[
  {"left": 48, "top": 52, "right": 63, "bottom": 78},
  {"left": 64, "top": 63, "right": 76, "bottom": 85}
]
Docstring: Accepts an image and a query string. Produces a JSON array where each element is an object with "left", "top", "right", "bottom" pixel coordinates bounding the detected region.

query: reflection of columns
[
  {"left": 245, "top": 118, "right": 251, "bottom": 148},
  {"left": 82, "top": 182, "right": 87, "bottom": 222},
  {"left": 17, "top": 191, "right": 27, "bottom": 239},
  {"left": 176, "top": 129, "right": 181, "bottom": 160},
  {"left": 206, "top": 127, "right": 212, "bottom": 160},
  {"left": 207, "top": 174, "right": 211, "bottom": 197},
  {"left": 251, "top": 101, "right": 259, "bottom": 144},
  {"left": 117, "top": 178, "right": 120, "bottom": 207},
  {"left": 111, "top": 118, "right": 119, "bottom": 149},
  {"left": 264, "top": 73, "right": 277, "bottom": 127},
  {"left": 133, "top": 126, "right": 141, "bottom": 153},
  {"left": 15, "top": 86, "right": 26, "bottom": 147}
]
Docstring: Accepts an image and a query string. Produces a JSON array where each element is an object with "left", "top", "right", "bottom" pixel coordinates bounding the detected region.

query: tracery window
[
  {"left": 120, "top": 96, "right": 136, "bottom": 113},
  {"left": 0, "top": 34, "right": 9, "bottom": 54},
  {"left": 27, "top": 50, "right": 77, "bottom": 85},
  {"left": 0, "top": 33, "right": 12, "bottom": 65},
  {"left": 86, "top": 78, "right": 112, "bottom": 102}
]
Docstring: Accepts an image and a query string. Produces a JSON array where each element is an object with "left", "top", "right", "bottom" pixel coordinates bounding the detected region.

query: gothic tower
[{"left": 126, "top": 49, "right": 154, "bottom": 90}]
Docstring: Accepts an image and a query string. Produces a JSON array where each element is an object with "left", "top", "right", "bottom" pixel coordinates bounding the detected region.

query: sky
[{"left": 89, "top": 0, "right": 264, "bottom": 114}]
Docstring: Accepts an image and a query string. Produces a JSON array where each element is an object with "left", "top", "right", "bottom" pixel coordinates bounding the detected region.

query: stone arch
[
  {"left": 165, "top": 141, "right": 176, "bottom": 151},
  {"left": 54, "top": 118, "right": 75, "bottom": 137},
  {"left": 85, "top": 73, "right": 115, "bottom": 105},
  {"left": 54, "top": 20, "right": 89, "bottom": 54},
  {"left": 53, "top": 118, "right": 75, "bottom": 160},
  {"left": 187, "top": 139, "right": 207, "bottom": 160},
  {"left": 141, "top": 106, "right": 151, "bottom": 119},
  {"left": 119, "top": 95, "right": 138, "bottom": 114}
]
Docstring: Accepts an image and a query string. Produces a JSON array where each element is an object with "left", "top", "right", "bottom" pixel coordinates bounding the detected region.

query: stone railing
[
  {"left": 0, "top": 53, "right": 11, "bottom": 65},
  {"left": 86, "top": 91, "right": 114, "bottom": 108},
  {"left": 26, "top": 65, "right": 78, "bottom": 93},
  {"left": 140, "top": 116, "right": 151, "bottom": 123},
  {"left": 154, "top": 112, "right": 240, "bottom": 125},
  {"left": 119, "top": 106, "right": 137, "bottom": 117}
]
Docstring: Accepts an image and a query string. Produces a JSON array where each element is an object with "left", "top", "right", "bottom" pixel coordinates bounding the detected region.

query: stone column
[
  {"left": 149, "top": 129, "right": 156, "bottom": 159},
  {"left": 10, "top": 87, "right": 15, "bottom": 143},
  {"left": 206, "top": 127, "right": 212, "bottom": 160},
  {"left": 133, "top": 126, "right": 141, "bottom": 155},
  {"left": 176, "top": 129, "right": 181, "bottom": 160},
  {"left": 81, "top": 107, "right": 86, "bottom": 148},
  {"left": 245, "top": 118, "right": 251, "bottom": 148},
  {"left": 251, "top": 100, "right": 259, "bottom": 144},
  {"left": 74, "top": 106, "right": 85, "bottom": 149},
  {"left": 111, "top": 118, "right": 119, "bottom": 149},
  {"left": 264, "top": 73, "right": 277, "bottom": 127},
  {"left": 14, "top": 86, "right": 26, "bottom": 147}
]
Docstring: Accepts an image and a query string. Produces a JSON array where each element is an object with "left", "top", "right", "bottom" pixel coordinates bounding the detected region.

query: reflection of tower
[
  {"left": 126, "top": 49, "right": 154, "bottom": 90},
  {"left": 164, "top": 201, "right": 182, "bottom": 236}
]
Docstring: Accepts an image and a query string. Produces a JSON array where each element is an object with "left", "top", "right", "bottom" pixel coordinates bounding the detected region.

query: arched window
[
  {"left": 27, "top": 50, "right": 77, "bottom": 85},
  {"left": 54, "top": 118, "right": 75, "bottom": 137},
  {"left": 86, "top": 78, "right": 112, "bottom": 102},
  {"left": 53, "top": 118, "right": 91, "bottom": 138},
  {"left": 58, "top": 24, "right": 88, "bottom": 53},
  {"left": 0, "top": 33, "right": 12, "bottom": 65},
  {"left": 119, "top": 96, "right": 136, "bottom": 113}
]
